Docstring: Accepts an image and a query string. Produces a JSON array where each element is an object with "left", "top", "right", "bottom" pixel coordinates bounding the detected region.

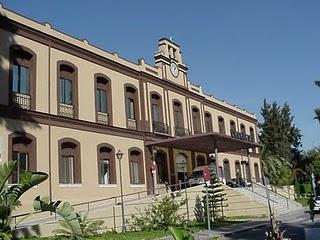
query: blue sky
[{"left": 2, "top": 0, "right": 320, "bottom": 150}]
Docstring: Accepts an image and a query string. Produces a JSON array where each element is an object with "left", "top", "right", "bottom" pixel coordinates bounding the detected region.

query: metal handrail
[{"left": 12, "top": 180, "right": 193, "bottom": 220}]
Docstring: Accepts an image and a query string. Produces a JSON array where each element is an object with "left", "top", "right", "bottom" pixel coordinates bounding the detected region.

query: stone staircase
[{"left": 234, "top": 183, "right": 302, "bottom": 216}]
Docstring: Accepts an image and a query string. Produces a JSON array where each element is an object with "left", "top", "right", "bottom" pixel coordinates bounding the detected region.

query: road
[{"left": 224, "top": 210, "right": 320, "bottom": 240}]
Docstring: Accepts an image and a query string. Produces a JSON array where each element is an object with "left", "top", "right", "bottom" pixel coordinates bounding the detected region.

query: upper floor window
[
  {"left": 249, "top": 127, "right": 255, "bottom": 142},
  {"left": 58, "top": 138, "right": 81, "bottom": 184},
  {"left": 97, "top": 144, "right": 116, "bottom": 185},
  {"left": 240, "top": 124, "right": 246, "bottom": 134},
  {"left": 8, "top": 132, "right": 37, "bottom": 184},
  {"left": 204, "top": 112, "right": 213, "bottom": 132},
  {"left": 151, "top": 93, "right": 168, "bottom": 134},
  {"left": 218, "top": 116, "right": 226, "bottom": 134},
  {"left": 10, "top": 45, "right": 36, "bottom": 110},
  {"left": 192, "top": 107, "right": 201, "bottom": 134},
  {"left": 173, "top": 100, "right": 187, "bottom": 136},
  {"left": 230, "top": 120, "right": 236, "bottom": 135},
  {"left": 95, "top": 74, "right": 112, "bottom": 125},
  {"left": 125, "top": 85, "right": 139, "bottom": 130},
  {"left": 57, "top": 62, "right": 78, "bottom": 118},
  {"left": 129, "top": 148, "right": 144, "bottom": 185}
]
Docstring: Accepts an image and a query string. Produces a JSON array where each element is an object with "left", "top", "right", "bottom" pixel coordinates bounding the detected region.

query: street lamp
[{"left": 116, "top": 150, "right": 125, "bottom": 232}]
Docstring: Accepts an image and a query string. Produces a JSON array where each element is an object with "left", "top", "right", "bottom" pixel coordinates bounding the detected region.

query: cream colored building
[{"left": 0, "top": 5, "right": 262, "bottom": 213}]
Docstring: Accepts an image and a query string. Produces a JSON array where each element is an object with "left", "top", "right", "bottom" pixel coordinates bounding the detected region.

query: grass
[
  {"left": 25, "top": 220, "right": 245, "bottom": 240},
  {"left": 297, "top": 197, "right": 309, "bottom": 207}
]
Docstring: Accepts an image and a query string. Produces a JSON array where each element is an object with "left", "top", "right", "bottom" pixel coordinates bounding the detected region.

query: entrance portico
[{"left": 145, "top": 132, "right": 262, "bottom": 189}]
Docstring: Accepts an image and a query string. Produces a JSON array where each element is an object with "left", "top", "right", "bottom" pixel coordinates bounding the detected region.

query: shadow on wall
[{"left": 0, "top": 11, "right": 41, "bottom": 135}]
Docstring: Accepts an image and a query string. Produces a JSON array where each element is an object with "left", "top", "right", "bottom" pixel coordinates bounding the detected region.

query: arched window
[
  {"left": 192, "top": 106, "right": 201, "bottom": 134},
  {"left": 10, "top": 45, "right": 36, "bottom": 110},
  {"left": 240, "top": 124, "right": 246, "bottom": 134},
  {"left": 58, "top": 138, "right": 81, "bottom": 184},
  {"left": 125, "top": 84, "right": 139, "bottom": 130},
  {"left": 230, "top": 120, "right": 236, "bottom": 136},
  {"left": 235, "top": 161, "right": 241, "bottom": 184},
  {"left": 196, "top": 155, "right": 206, "bottom": 167},
  {"left": 204, "top": 112, "right": 213, "bottom": 133},
  {"left": 97, "top": 144, "right": 116, "bottom": 184},
  {"left": 129, "top": 148, "right": 144, "bottom": 184},
  {"left": 155, "top": 150, "right": 168, "bottom": 184},
  {"left": 57, "top": 61, "right": 78, "bottom": 118},
  {"left": 173, "top": 100, "right": 185, "bottom": 136},
  {"left": 218, "top": 116, "right": 225, "bottom": 134},
  {"left": 8, "top": 132, "right": 36, "bottom": 184},
  {"left": 151, "top": 92, "right": 166, "bottom": 134},
  {"left": 176, "top": 153, "right": 187, "bottom": 182},
  {"left": 249, "top": 127, "right": 255, "bottom": 142},
  {"left": 254, "top": 163, "right": 260, "bottom": 182},
  {"left": 95, "top": 74, "right": 112, "bottom": 125}
]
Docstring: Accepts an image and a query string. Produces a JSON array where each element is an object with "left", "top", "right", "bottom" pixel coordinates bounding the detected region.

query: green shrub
[{"left": 129, "top": 195, "right": 186, "bottom": 231}]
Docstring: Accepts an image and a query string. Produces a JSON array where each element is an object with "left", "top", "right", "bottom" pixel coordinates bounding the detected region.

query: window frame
[
  {"left": 191, "top": 106, "right": 201, "bottom": 134},
  {"left": 204, "top": 112, "right": 213, "bottom": 133},
  {"left": 218, "top": 116, "right": 226, "bottom": 134},
  {"left": 124, "top": 84, "right": 140, "bottom": 129},
  {"left": 97, "top": 143, "right": 116, "bottom": 185},
  {"left": 95, "top": 74, "right": 113, "bottom": 125},
  {"left": 9, "top": 45, "right": 37, "bottom": 109},
  {"left": 128, "top": 148, "right": 144, "bottom": 185}
]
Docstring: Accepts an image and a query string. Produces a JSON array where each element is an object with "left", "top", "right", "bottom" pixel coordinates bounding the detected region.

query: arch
[
  {"left": 218, "top": 116, "right": 226, "bottom": 134},
  {"left": 128, "top": 147, "right": 144, "bottom": 184},
  {"left": 223, "top": 159, "right": 231, "bottom": 181},
  {"left": 254, "top": 163, "right": 260, "bottom": 182},
  {"left": 58, "top": 138, "right": 81, "bottom": 184},
  {"left": 155, "top": 150, "right": 168, "bottom": 184},
  {"left": 196, "top": 155, "right": 206, "bottom": 167},
  {"left": 204, "top": 112, "right": 213, "bottom": 132},
  {"left": 192, "top": 106, "right": 201, "bottom": 134},
  {"left": 124, "top": 84, "right": 140, "bottom": 130},
  {"left": 9, "top": 45, "right": 37, "bottom": 110},
  {"left": 95, "top": 73, "right": 112, "bottom": 125},
  {"left": 240, "top": 124, "right": 246, "bottom": 134},
  {"left": 57, "top": 60, "right": 78, "bottom": 118},
  {"left": 8, "top": 132, "right": 37, "bottom": 184},
  {"left": 97, "top": 143, "right": 116, "bottom": 184},
  {"left": 249, "top": 127, "right": 255, "bottom": 142}
]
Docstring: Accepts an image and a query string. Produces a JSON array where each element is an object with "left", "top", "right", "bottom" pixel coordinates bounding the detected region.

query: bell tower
[{"left": 154, "top": 38, "right": 188, "bottom": 87}]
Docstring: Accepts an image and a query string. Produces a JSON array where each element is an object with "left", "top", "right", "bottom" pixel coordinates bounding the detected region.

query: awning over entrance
[{"left": 146, "top": 132, "right": 262, "bottom": 153}]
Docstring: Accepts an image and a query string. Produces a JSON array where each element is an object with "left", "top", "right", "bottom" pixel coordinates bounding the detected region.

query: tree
[
  {"left": 0, "top": 161, "right": 48, "bottom": 239},
  {"left": 314, "top": 81, "right": 320, "bottom": 122},
  {"left": 202, "top": 173, "right": 227, "bottom": 222},
  {"left": 259, "top": 99, "right": 302, "bottom": 185}
]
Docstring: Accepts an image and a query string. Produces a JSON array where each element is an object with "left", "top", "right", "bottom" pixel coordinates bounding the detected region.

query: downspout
[{"left": 48, "top": 40, "right": 52, "bottom": 203}]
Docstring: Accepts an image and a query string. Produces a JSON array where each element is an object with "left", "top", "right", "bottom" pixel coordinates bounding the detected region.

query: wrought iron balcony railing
[
  {"left": 59, "top": 103, "right": 74, "bottom": 118},
  {"left": 174, "top": 126, "right": 190, "bottom": 137},
  {"left": 12, "top": 92, "right": 31, "bottom": 110},
  {"left": 152, "top": 121, "right": 169, "bottom": 135},
  {"left": 230, "top": 130, "right": 254, "bottom": 143},
  {"left": 97, "top": 112, "right": 109, "bottom": 125}
]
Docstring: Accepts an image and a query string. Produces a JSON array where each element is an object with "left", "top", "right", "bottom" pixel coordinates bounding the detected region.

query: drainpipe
[{"left": 48, "top": 40, "right": 52, "bottom": 203}]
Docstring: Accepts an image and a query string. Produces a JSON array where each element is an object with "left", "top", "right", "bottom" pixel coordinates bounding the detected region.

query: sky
[{"left": 1, "top": 0, "right": 320, "bottom": 150}]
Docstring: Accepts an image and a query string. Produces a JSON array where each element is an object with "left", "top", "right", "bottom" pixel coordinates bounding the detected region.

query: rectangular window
[
  {"left": 99, "top": 159, "right": 111, "bottom": 184},
  {"left": 60, "top": 78, "right": 72, "bottom": 105},
  {"left": 152, "top": 104, "right": 161, "bottom": 122},
  {"left": 96, "top": 89, "right": 107, "bottom": 113},
  {"left": 12, "top": 64, "right": 30, "bottom": 95},
  {"left": 61, "top": 156, "right": 74, "bottom": 184},
  {"left": 130, "top": 161, "right": 139, "bottom": 184},
  {"left": 11, "top": 151, "right": 29, "bottom": 184},
  {"left": 126, "top": 97, "right": 135, "bottom": 120}
]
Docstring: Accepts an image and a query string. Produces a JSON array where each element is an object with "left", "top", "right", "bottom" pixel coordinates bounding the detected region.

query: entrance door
[
  {"left": 176, "top": 154, "right": 187, "bottom": 183},
  {"left": 223, "top": 159, "right": 231, "bottom": 182},
  {"left": 155, "top": 151, "right": 169, "bottom": 184},
  {"left": 254, "top": 163, "right": 260, "bottom": 182}
]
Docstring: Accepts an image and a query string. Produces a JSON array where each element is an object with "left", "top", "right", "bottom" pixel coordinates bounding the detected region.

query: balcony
[
  {"left": 12, "top": 92, "right": 31, "bottom": 110},
  {"left": 174, "top": 126, "right": 190, "bottom": 137},
  {"left": 152, "top": 121, "right": 169, "bottom": 135},
  {"left": 127, "top": 118, "right": 137, "bottom": 130},
  {"left": 97, "top": 112, "right": 109, "bottom": 125},
  {"left": 59, "top": 103, "right": 74, "bottom": 118}
]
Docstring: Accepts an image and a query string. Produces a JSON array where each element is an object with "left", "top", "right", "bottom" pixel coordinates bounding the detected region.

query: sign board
[
  {"left": 0, "top": 136, "right": 3, "bottom": 162},
  {"left": 203, "top": 166, "right": 210, "bottom": 182}
]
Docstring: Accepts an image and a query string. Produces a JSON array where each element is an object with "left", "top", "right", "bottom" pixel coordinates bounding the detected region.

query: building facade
[{"left": 0, "top": 5, "right": 261, "bottom": 212}]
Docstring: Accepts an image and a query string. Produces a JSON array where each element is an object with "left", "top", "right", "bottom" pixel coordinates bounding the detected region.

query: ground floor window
[
  {"left": 61, "top": 156, "right": 74, "bottom": 184},
  {"left": 99, "top": 159, "right": 111, "bottom": 184},
  {"left": 130, "top": 161, "right": 140, "bottom": 184},
  {"left": 12, "top": 152, "right": 29, "bottom": 184}
]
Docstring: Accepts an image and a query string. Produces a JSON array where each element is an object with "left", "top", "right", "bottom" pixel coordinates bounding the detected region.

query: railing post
[
  {"left": 286, "top": 198, "right": 289, "bottom": 209},
  {"left": 112, "top": 206, "right": 116, "bottom": 231},
  {"left": 185, "top": 182, "right": 190, "bottom": 222},
  {"left": 138, "top": 192, "right": 141, "bottom": 200},
  {"left": 87, "top": 202, "right": 90, "bottom": 212}
]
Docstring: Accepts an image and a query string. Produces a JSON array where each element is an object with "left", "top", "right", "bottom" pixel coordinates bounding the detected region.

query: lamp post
[{"left": 116, "top": 149, "right": 125, "bottom": 232}]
